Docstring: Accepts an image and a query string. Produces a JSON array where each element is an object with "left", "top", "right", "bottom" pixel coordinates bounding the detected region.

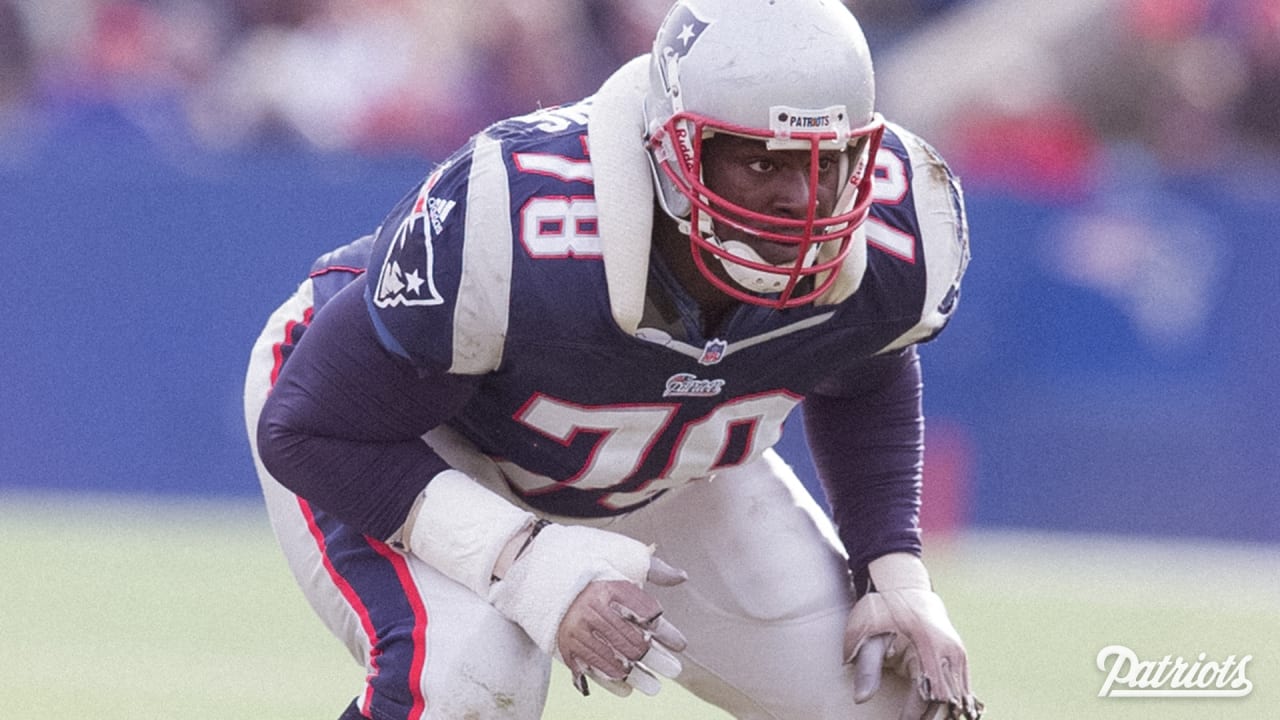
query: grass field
[{"left": 2, "top": 491, "right": 1276, "bottom": 719}]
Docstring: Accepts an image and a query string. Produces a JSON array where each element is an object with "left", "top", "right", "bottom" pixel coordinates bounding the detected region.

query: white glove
[
  {"left": 488, "top": 523, "right": 689, "bottom": 697},
  {"left": 844, "top": 554, "right": 983, "bottom": 720}
]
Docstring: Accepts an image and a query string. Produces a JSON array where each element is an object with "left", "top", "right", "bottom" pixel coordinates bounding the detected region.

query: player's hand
[
  {"left": 486, "top": 522, "right": 688, "bottom": 697},
  {"left": 558, "top": 557, "right": 688, "bottom": 697},
  {"left": 844, "top": 556, "right": 983, "bottom": 719}
]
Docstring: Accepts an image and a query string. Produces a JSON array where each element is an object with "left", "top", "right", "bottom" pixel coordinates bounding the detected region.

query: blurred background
[
  {"left": 2, "top": 0, "right": 1278, "bottom": 717},
  {"left": 3, "top": 0, "right": 1276, "bottom": 542}
]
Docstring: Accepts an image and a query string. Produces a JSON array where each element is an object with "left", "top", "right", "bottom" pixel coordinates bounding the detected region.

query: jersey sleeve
[
  {"left": 802, "top": 129, "right": 968, "bottom": 587},
  {"left": 256, "top": 276, "right": 482, "bottom": 540},
  {"left": 364, "top": 133, "right": 514, "bottom": 375},
  {"left": 256, "top": 174, "right": 500, "bottom": 538},
  {"left": 878, "top": 123, "right": 970, "bottom": 352},
  {"left": 803, "top": 346, "right": 925, "bottom": 594}
]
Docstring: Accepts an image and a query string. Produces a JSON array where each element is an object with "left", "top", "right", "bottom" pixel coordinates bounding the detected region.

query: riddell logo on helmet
[{"left": 674, "top": 127, "right": 696, "bottom": 169}]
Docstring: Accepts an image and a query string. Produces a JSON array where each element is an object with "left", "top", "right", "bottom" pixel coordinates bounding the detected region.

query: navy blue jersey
[
  {"left": 334, "top": 98, "right": 967, "bottom": 519},
  {"left": 259, "top": 67, "right": 968, "bottom": 578}
]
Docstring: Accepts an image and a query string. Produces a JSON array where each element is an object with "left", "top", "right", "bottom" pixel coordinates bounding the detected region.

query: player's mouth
[
  {"left": 751, "top": 238, "right": 804, "bottom": 265},
  {"left": 714, "top": 221, "right": 818, "bottom": 265}
]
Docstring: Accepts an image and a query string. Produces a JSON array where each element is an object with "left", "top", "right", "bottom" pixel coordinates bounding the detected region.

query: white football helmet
[{"left": 644, "top": 0, "right": 885, "bottom": 308}]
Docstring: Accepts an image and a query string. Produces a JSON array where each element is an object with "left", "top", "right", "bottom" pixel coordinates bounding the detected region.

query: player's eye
[{"left": 747, "top": 159, "right": 776, "bottom": 173}]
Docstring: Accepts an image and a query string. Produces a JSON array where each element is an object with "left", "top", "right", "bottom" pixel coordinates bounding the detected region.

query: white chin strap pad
[{"left": 716, "top": 239, "right": 819, "bottom": 294}]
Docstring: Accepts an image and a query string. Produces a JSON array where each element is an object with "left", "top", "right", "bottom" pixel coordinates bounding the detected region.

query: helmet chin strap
[
  {"left": 677, "top": 212, "right": 822, "bottom": 296},
  {"left": 712, "top": 238, "right": 821, "bottom": 295}
]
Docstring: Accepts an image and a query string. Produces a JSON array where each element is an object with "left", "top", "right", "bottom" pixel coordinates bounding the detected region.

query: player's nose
[{"left": 768, "top": 166, "right": 816, "bottom": 219}]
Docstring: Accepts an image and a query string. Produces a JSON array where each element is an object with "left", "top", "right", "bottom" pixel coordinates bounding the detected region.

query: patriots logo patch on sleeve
[{"left": 373, "top": 189, "right": 448, "bottom": 308}]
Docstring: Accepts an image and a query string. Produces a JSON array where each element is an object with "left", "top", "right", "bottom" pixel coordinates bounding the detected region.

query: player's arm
[
  {"left": 803, "top": 344, "right": 925, "bottom": 591},
  {"left": 804, "top": 346, "right": 981, "bottom": 718},
  {"left": 802, "top": 130, "right": 970, "bottom": 581},
  {"left": 256, "top": 274, "right": 477, "bottom": 540}
]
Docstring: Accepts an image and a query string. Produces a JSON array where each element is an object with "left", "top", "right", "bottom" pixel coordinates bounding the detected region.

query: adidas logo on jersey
[{"left": 427, "top": 196, "right": 456, "bottom": 237}]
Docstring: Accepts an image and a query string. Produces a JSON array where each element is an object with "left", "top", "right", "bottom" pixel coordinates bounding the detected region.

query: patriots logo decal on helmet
[{"left": 655, "top": 4, "right": 710, "bottom": 94}]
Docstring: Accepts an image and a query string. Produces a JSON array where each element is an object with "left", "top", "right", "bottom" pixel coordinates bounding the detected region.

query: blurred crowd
[
  {"left": 0, "top": 0, "right": 968, "bottom": 159},
  {"left": 859, "top": 0, "right": 1280, "bottom": 357},
  {"left": 1, "top": 0, "right": 1277, "bottom": 176},
  {"left": 2, "top": 0, "right": 674, "bottom": 157},
  {"left": 888, "top": 0, "right": 1280, "bottom": 198}
]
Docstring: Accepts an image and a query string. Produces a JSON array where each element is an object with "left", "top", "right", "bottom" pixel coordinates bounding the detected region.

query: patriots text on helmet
[{"left": 788, "top": 115, "right": 831, "bottom": 129}]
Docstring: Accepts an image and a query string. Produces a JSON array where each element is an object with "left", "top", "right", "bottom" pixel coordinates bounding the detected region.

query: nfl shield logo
[{"left": 699, "top": 339, "right": 728, "bottom": 366}]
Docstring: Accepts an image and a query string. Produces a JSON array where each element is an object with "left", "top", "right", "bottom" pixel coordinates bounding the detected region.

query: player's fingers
[
  {"left": 571, "top": 584, "right": 645, "bottom": 653},
  {"left": 610, "top": 598, "right": 658, "bottom": 626},
  {"left": 612, "top": 598, "right": 688, "bottom": 654},
  {"left": 937, "top": 656, "right": 969, "bottom": 708},
  {"left": 638, "top": 640, "right": 682, "bottom": 679},
  {"left": 921, "top": 701, "right": 951, "bottom": 720},
  {"left": 648, "top": 615, "right": 688, "bottom": 652},
  {"left": 570, "top": 660, "right": 591, "bottom": 696},
  {"left": 623, "top": 662, "right": 663, "bottom": 696},
  {"left": 594, "top": 606, "right": 651, "bottom": 660},
  {"left": 571, "top": 646, "right": 671, "bottom": 698},
  {"left": 608, "top": 582, "right": 664, "bottom": 623},
  {"left": 646, "top": 556, "right": 688, "bottom": 586},
  {"left": 562, "top": 605, "right": 636, "bottom": 678},
  {"left": 558, "top": 581, "right": 672, "bottom": 680},
  {"left": 899, "top": 673, "right": 934, "bottom": 720},
  {"left": 583, "top": 664, "right": 633, "bottom": 698},
  {"left": 570, "top": 631, "right": 630, "bottom": 679},
  {"left": 851, "top": 633, "right": 890, "bottom": 703}
]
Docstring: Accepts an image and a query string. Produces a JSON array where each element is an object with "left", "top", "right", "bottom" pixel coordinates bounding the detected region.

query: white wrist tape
[
  {"left": 400, "top": 469, "right": 534, "bottom": 597},
  {"left": 868, "top": 552, "right": 932, "bottom": 591},
  {"left": 487, "top": 523, "right": 653, "bottom": 656}
]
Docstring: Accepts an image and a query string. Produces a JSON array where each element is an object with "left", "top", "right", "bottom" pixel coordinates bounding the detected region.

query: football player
[{"left": 245, "top": 1, "right": 982, "bottom": 718}]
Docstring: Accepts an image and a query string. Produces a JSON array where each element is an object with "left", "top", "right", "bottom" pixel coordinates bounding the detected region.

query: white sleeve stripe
[{"left": 451, "top": 133, "right": 514, "bottom": 374}]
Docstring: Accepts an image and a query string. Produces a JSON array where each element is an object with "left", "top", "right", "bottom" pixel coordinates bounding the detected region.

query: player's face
[{"left": 699, "top": 135, "right": 847, "bottom": 265}]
